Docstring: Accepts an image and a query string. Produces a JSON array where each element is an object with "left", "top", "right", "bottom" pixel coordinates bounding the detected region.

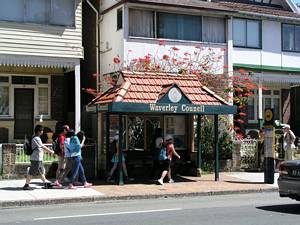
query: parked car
[{"left": 278, "top": 160, "right": 300, "bottom": 201}]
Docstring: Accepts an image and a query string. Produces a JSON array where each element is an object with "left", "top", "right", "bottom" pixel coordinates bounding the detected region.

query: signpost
[{"left": 264, "top": 108, "right": 274, "bottom": 184}]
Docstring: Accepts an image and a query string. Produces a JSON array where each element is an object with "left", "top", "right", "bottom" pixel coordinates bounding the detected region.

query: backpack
[
  {"left": 158, "top": 147, "right": 168, "bottom": 161},
  {"left": 24, "top": 137, "right": 34, "bottom": 156},
  {"left": 52, "top": 137, "right": 61, "bottom": 154}
]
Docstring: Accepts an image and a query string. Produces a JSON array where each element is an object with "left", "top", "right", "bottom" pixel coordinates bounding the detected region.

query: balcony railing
[{"left": 16, "top": 144, "right": 57, "bottom": 164}]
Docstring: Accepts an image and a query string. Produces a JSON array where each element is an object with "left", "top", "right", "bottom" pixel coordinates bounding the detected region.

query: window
[
  {"left": 247, "top": 89, "right": 281, "bottom": 122},
  {"left": 38, "top": 88, "right": 49, "bottom": 115},
  {"left": 128, "top": 9, "right": 226, "bottom": 43},
  {"left": 165, "top": 116, "right": 186, "bottom": 149},
  {"left": 128, "top": 116, "right": 144, "bottom": 150},
  {"left": 50, "top": 0, "right": 75, "bottom": 26},
  {"left": 117, "top": 8, "right": 123, "bottom": 30},
  {"left": 158, "top": 13, "right": 202, "bottom": 41},
  {"left": 233, "top": 18, "right": 261, "bottom": 48},
  {"left": 129, "top": 9, "right": 154, "bottom": 37},
  {"left": 282, "top": 24, "right": 300, "bottom": 52},
  {"left": 0, "top": 0, "right": 75, "bottom": 27},
  {"left": 202, "top": 16, "right": 225, "bottom": 43},
  {"left": 0, "top": 86, "right": 9, "bottom": 116}
]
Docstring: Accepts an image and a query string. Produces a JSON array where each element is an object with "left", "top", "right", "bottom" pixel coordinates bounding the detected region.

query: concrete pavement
[{"left": 0, "top": 172, "right": 279, "bottom": 208}]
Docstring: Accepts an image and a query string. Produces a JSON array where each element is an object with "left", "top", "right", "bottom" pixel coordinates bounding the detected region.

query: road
[{"left": 0, "top": 193, "right": 299, "bottom": 225}]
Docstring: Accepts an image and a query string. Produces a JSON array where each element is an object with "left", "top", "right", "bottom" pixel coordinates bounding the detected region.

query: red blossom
[
  {"left": 172, "top": 46, "right": 180, "bottom": 51},
  {"left": 158, "top": 40, "right": 166, "bottom": 46},
  {"left": 162, "top": 54, "right": 170, "bottom": 60},
  {"left": 113, "top": 56, "right": 121, "bottom": 64},
  {"left": 239, "top": 112, "right": 247, "bottom": 117}
]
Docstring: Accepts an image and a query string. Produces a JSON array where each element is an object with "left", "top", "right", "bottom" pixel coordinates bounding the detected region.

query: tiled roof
[
  {"left": 127, "top": 0, "right": 236, "bottom": 12},
  {"left": 92, "top": 71, "right": 228, "bottom": 106},
  {"left": 218, "top": 1, "right": 300, "bottom": 18}
]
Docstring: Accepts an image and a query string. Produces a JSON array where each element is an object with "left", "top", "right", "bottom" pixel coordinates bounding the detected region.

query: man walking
[
  {"left": 23, "top": 125, "right": 55, "bottom": 190},
  {"left": 54, "top": 125, "right": 69, "bottom": 187}
]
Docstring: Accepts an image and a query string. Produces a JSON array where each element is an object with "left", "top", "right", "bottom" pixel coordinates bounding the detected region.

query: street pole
[
  {"left": 214, "top": 115, "right": 219, "bottom": 181},
  {"left": 264, "top": 108, "right": 274, "bottom": 184}
]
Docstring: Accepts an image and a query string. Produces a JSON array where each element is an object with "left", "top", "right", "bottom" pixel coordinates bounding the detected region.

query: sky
[{"left": 293, "top": 0, "right": 300, "bottom": 4}]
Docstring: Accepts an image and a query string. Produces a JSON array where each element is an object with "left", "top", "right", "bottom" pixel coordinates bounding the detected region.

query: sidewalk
[{"left": 0, "top": 172, "right": 279, "bottom": 208}]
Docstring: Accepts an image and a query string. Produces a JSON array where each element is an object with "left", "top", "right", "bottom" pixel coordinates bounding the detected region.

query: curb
[{"left": 0, "top": 187, "right": 278, "bottom": 208}]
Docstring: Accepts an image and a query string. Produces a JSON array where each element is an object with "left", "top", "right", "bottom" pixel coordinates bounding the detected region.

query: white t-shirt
[{"left": 30, "top": 136, "right": 44, "bottom": 161}]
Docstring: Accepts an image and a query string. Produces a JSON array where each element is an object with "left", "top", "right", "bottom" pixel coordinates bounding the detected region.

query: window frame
[
  {"left": 233, "top": 17, "right": 262, "bottom": 49},
  {"left": 282, "top": 23, "right": 300, "bottom": 53},
  {"left": 0, "top": 75, "right": 51, "bottom": 120},
  {"left": 0, "top": 0, "right": 75, "bottom": 28},
  {"left": 0, "top": 76, "right": 11, "bottom": 118},
  {"left": 247, "top": 88, "right": 281, "bottom": 123},
  {"left": 127, "top": 8, "right": 226, "bottom": 44},
  {"left": 117, "top": 8, "right": 123, "bottom": 31}
]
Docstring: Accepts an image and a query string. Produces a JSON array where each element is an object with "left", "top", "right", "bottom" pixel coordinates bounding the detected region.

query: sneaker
[
  {"left": 169, "top": 179, "right": 175, "bottom": 183},
  {"left": 54, "top": 180, "right": 62, "bottom": 187},
  {"left": 23, "top": 184, "right": 33, "bottom": 191},
  {"left": 84, "top": 182, "right": 93, "bottom": 188},
  {"left": 157, "top": 179, "right": 164, "bottom": 185},
  {"left": 44, "top": 182, "right": 53, "bottom": 189},
  {"left": 68, "top": 184, "right": 77, "bottom": 190}
]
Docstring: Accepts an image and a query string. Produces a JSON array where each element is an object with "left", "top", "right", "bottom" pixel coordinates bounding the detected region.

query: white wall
[
  {"left": 233, "top": 20, "right": 300, "bottom": 69},
  {"left": 100, "top": 0, "right": 118, "bottom": 12},
  {"left": 0, "top": 0, "right": 83, "bottom": 59},
  {"left": 100, "top": 6, "right": 124, "bottom": 75},
  {"left": 124, "top": 38, "right": 227, "bottom": 75}
]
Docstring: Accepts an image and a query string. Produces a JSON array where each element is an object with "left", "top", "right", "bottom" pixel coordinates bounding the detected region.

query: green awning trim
[
  {"left": 234, "top": 63, "right": 300, "bottom": 73},
  {"left": 97, "top": 102, "right": 237, "bottom": 115}
]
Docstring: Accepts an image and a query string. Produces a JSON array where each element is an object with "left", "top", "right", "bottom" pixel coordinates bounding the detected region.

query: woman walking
[{"left": 68, "top": 130, "right": 92, "bottom": 189}]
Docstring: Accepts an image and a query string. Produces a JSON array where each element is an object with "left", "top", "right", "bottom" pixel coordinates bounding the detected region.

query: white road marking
[{"left": 34, "top": 208, "right": 182, "bottom": 221}]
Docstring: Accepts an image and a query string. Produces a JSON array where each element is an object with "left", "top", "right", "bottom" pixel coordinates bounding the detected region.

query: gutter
[
  {"left": 236, "top": 11, "right": 300, "bottom": 23},
  {"left": 86, "top": 0, "right": 100, "bottom": 92}
]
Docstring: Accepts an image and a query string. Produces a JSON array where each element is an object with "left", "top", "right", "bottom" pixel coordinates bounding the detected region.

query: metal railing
[
  {"left": 240, "top": 138, "right": 258, "bottom": 169},
  {"left": 16, "top": 144, "right": 57, "bottom": 164}
]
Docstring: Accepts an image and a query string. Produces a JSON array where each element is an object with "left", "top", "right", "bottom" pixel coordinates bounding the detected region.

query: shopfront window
[
  {"left": 128, "top": 116, "right": 144, "bottom": 151},
  {"left": 165, "top": 116, "right": 186, "bottom": 149}
]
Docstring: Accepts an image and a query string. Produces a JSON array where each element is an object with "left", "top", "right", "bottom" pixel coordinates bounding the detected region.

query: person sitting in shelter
[{"left": 107, "top": 135, "right": 128, "bottom": 181}]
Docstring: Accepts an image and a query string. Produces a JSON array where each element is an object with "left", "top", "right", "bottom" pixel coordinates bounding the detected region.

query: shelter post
[
  {"left": 196, "top": 115, "right": 202, "bottom": 176},
  {"left": 118, "top": 114, "right": 124, "bottom": 185},
  {"left": 105, "top": 113, "right": 110, "bottom": 172},
  {"left": 214, "top": 115, "right": 219, "bottom": 181}
]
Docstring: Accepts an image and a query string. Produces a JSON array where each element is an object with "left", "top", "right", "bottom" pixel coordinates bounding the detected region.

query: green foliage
[{"left": 199, "top": 117, "right": 233, "bottom": 172}]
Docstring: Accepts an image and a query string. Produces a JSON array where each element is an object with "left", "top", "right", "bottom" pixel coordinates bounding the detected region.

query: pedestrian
[
  {"left": 23, "top": 125, "right": 55, "bottom": 190},
  {"left": 283, "top": 124, "right": 296, "bottom": 161},
  {"left": 107, "top": 135, "right": 128, "bottom": 181},
  {"left": 258, "top": 128, "right": 265, "bottom": 168},
  {"left": 57, "top": 130, "right": 73, "bottom": 185},
  {"left": 53, "top": 125, "right": 69, "bottom": 187},
  {"left": 68, "top": 130, "right": 92, "bottom": 189},
  {"left": 150, "top": 128, "right": 163, "bottom": 179},
  {"left": 157, "top": 135, "right": 180, "bottom": 185}
]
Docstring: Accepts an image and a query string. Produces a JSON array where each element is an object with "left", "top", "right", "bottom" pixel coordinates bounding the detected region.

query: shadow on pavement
[
  {"left": 225, "top": 180, "right": 265, "bottom": 184},
  {"left": 257, "top": 204, "right": 300, "bottom": 215}
]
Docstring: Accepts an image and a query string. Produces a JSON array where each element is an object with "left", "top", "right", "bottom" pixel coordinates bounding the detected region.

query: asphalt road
[{"left": 0, "top": 193, "right": 299, "bottom": 225}]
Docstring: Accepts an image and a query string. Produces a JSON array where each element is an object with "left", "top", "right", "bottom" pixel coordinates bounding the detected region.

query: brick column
[
  {"left": 232, "top": 140, "right": 241, "bottom": 171},
  {"left": 2, "top": 144, "right": 17, "bottom": 179}
]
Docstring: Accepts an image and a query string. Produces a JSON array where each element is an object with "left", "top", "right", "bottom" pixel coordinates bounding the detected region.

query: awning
[
  {"left": 252, "top": 73, "right": 300, "bottom": 84},
  {"left": 89, "top": 71, "right": 237, "bottom": 115},
  {"left": 0, "top": 54, "right": 79, "bottom": 69}
]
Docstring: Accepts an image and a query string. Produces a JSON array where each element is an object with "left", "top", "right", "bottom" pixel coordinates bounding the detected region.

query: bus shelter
[{"left": 89, "top": 71, "right": 237, "bottom": 182}]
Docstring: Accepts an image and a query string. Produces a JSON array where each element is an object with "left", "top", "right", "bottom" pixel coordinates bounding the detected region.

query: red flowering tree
[{"left": 85, "top": 40, "right": 259, "bottom": 140}]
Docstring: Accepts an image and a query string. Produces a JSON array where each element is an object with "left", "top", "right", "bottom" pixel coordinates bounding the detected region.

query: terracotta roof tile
[
  {"left": 92, "top": 71, "right": 228, "bottom": 105},
  {"left": 218, "top": 1, "right": 300, "bottom": 19}
]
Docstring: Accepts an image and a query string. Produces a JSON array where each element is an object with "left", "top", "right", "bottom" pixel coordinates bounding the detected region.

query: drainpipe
[{"left": 86, "top": 0, "right": 100, "bottom": 93}]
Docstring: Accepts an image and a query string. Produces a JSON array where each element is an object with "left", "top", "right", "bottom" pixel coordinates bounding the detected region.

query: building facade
[{"left": 0, "top": 0, "right": 83, "bottom": 143}]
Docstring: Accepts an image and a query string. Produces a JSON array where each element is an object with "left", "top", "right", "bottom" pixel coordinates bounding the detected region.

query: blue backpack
[{"left": 159, "top": 147, "right": 167, "bottom": 161}]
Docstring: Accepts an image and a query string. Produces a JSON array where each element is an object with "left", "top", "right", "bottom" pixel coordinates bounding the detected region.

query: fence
[
  {"left": 240, "top": 138, "right": 258, "bottom": 169},
  {"left": 15, "top": 144, "right": 57, "bottom": 164}
]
